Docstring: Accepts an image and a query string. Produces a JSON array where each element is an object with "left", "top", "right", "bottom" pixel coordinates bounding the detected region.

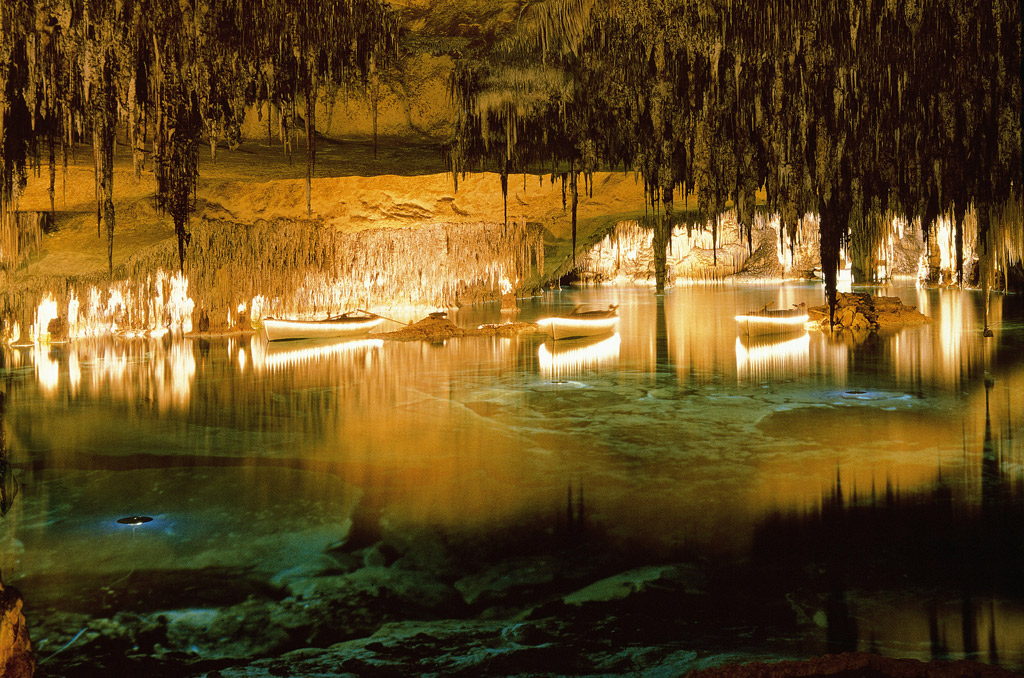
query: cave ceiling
[{"left": 0, "top": 0, "right": 1020, "bottom": 303}]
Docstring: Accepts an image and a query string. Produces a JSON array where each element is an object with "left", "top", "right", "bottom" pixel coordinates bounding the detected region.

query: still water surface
[{"left": 2, "top": 281, "right": 1022, "bottom": 671}]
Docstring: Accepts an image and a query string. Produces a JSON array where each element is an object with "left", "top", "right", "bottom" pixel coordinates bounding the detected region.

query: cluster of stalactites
[
  {"left": 448, "top": 0, "right": 1023, "bottom": 306},
  {"left": 0, "top": 0, "right": 399, "bottom": 274}
]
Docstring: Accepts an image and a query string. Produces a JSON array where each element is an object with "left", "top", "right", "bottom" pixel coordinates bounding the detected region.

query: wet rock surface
[
  {"left": 30, "top": 520, "right": 763, "bottom": 677},
  {"left": 809, "top": 292, "right": 931, "bottom": 336},
  {"left": 0, "top": 581, "right": 34, "bottom": 678},
  {"left": 24, "top": 479, "right": 1024, "bottom": 677}
]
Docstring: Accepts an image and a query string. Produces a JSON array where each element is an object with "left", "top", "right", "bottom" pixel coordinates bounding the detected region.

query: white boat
[
  {"left": 261, "top": 312, "right": 384, "bottom": 342},
  {"left": 735, "top": 303, "right": 809, "bottom": 336},
  {"left": 538, "top": 305, "right": 618, "bottom": 340}
]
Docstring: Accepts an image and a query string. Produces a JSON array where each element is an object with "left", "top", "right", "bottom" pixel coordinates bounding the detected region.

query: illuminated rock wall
[
  {"left": 580, "top": 211, "right": 824, "bottom": 283},
  {"left": 182, "top": 217, "right": 545, "bottom": 329},
  {"left": 240, "top": 54, "right": 457, "bottom": 144},
  {"left": 0, "top": 217, "right": 546, "bottom": 339},
  {"left": 2, "top": 167, "right": 646, "bottom": 339}
]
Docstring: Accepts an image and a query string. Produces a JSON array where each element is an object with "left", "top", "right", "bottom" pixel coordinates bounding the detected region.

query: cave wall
[
  {"left": 580, "top": 211, "right": 822, "bottom": 283},
  {"left": 239, "top": 53, "right": 457, "bottom": 144},
  {"left": 0, "top": 169, "right": 646, "bottom": 339}
]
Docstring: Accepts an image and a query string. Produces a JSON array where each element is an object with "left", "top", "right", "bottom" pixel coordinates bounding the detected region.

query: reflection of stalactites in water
[
  {"left": 981, "top": 377, "right": 1007, "bottom": 512},
  {"left": 559, "top": 480, "right": 586, "bottom": 539},
  {"left": 825, "top": 584, "right": 859, "bottom": 655},
  {"left": 655, "top": 296, "right": 669, "bottom": 372},
  {"left": 928, "top": 599, "right": 950, "bottom": 661},
  {"left": 988, "top": 599, "right": 1000, "bottom": 666},
  {"left": 0, "top": 392, "right": 19, "bottom": 517}
]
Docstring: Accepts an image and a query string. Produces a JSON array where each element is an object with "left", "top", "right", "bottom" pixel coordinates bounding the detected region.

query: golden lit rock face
[
  {"left": 3, "top": 158, "right": 646, "bottom": 335},
  {"left": 0, "top": 582, "right": 33, "bottom": 678}
]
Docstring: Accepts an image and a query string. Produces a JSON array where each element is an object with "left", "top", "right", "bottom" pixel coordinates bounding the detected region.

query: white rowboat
[
  {"left": 262, "top": 313, "right": 384, "bottom": 342},
  {"left": 735, "top": 303, "right": 809, "bottom": 337},
  {"left": 538, "top": 305, "right": 618, "bottom": 340}
]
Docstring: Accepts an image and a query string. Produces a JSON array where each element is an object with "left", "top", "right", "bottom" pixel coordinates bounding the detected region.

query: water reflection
[
  {"left": 4, "top": 338, "right": 199, "bottom": 412},
  {"left": 735, "top": 331, "right": 810, "bottom": 382},
  {"left": 0, "top": 392, "right": 19, "bottom": 517},
  {"left": 250, "top": 336, "right": 384, "bottom": 373},
  {"left": 887, "top": 288, "right": 1003, "bottom": 389},
  {"left": 1, "top": 283, "right": 1022, "bottom": 672},
  {"left": 538, "top": 333, "right": 620, "bottom": 380},
  {"left": 752, "top": 378, "right": 1024, "bottom": 665}
]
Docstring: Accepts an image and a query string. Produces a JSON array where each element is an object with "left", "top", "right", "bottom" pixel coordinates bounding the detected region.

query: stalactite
[
  {"left": 447, "top": 0, "right": 1021, "bottom": 295},
  {"left": 500, "top": 166, "right": 509, "bottom": 226},
  {"left": 570, "top": 166, "right": 578, "bottom": 266},
  {"left": 1, "top": 0, "right": 399, "bottom": 261},
  {"left": 304, "top": 75, "right": 316, "bottom": 217},
  {"left": 653, "top": 186, "right": 672, "bottom": 292}
]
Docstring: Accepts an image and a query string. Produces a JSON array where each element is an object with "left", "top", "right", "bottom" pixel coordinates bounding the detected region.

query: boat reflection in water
[
  {"left": 735, "top": 330, "right": 810, "bottom": 382},
  {"left": 538, "top": 332, "right": 620, "bottom": 380},
  {"left": 249, "top": 335, "right": 384, "bottom": 373}
]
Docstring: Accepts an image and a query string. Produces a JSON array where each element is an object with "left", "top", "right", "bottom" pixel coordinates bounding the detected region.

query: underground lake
[{"left": 1, "top": 282, "right": 1022, "bottom": 676}]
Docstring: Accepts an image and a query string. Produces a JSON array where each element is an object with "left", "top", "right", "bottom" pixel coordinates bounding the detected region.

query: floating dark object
[
  {"left": 845, "top": 390, "right": 867, "bottom": 395},
  {"left": 428, "top": 312, "right": 448, "bottom": 319},
  {"left": 117, "top": 515, "right": 154, "bottom": 525}
]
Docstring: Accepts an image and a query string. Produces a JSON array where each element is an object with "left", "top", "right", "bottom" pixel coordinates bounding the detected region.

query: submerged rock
[
  {"left": 453, "top": 555, "right": 565, "bottom": 606},
  {"left": 561, "top": 565, "right": 696, "bottom": 606}
]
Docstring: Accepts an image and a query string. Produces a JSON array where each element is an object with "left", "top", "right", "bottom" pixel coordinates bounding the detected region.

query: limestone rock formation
[
  {"left": 808, "top": 293, "right": 931, "bottom": 335},
  {"left": 0, "top": 582, "right": 34, "bottom": 678}
]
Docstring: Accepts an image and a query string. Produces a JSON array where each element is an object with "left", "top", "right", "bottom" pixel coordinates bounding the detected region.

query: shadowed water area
[{"left": 1, "top": 282, "right": 1023, "bottom": 676}]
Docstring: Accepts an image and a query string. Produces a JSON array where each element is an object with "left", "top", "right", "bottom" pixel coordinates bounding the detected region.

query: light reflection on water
[
  {"left": 1, "top": 281, "right": 1023, "bottom": 668},
  {"left": 2, "top": 283, "right": 1020, "bottom": 535}
]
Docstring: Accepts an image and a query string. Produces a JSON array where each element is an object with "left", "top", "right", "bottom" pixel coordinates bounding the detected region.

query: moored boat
[
  {"left": 538, "top": 305, "right": 619, "bottom": 340},
  {"left": 262, "top": 312, "right": 384, "bottom": 342},
  {"left": 735, "top": 303, "right": 809, "bottom": 336}
]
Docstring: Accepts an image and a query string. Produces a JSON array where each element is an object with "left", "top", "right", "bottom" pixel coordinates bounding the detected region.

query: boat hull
[
  {"left": 541, "top": 316, "right": 618, "bottom": 340},
  {"left": 262, "top": 316, "right": 384, "bottom": 342},
  {"left": 735, "top": 312, "right": 809, "bottom": 337}
]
